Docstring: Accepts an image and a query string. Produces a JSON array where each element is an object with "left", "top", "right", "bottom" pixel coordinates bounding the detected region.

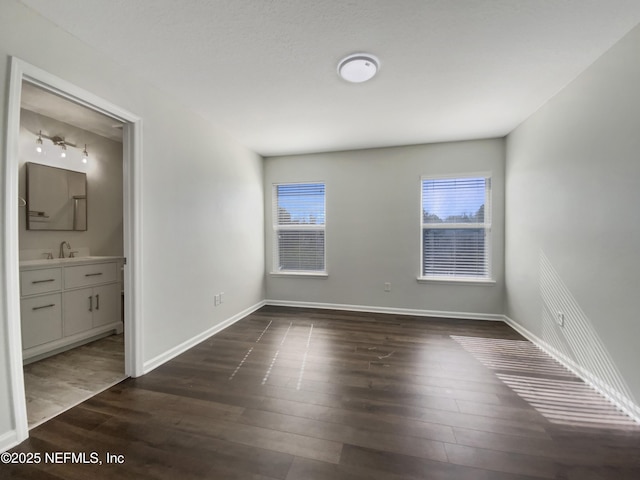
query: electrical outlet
[
  {"left": 214, "top": 294, "right": 220, "bottom": 306},
  {"left": 384, "top": 282, "right": 391, "bottom": 292},
  {"left": 220, "top": 292, "right": 224, "bottom": 303},
  {"left": 556, "top": 312, "right": 565, "bottom": 327}
]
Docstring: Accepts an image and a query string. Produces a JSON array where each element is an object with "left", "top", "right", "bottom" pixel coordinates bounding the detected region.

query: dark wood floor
[{"left": 5, "top": 306, "right": 640, "bottom": 479}]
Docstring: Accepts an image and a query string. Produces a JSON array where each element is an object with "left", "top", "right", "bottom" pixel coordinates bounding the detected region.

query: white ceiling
[
  {"left": 21, "top": 82, "right": 124, "bottom": 142},
  {"left": 19, "top": 0, "right": 640, "bottom": 157}
]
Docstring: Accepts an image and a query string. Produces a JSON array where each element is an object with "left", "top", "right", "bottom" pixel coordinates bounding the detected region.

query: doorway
[
  {"left": 19, "top": 82, "right": 126, "bottom": 427},
  {"left": 3, "top": 57, "right": 143, "bottom": 445}
]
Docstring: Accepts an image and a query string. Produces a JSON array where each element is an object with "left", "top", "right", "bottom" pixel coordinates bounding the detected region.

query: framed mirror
[{"left": 26, "top": 162, "right": 87, "bottom": 231}]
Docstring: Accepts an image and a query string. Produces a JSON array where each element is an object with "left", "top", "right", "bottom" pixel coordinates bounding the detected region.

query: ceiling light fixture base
[{"left": 337, "top": 53, "right": 379, "bottom": 83}]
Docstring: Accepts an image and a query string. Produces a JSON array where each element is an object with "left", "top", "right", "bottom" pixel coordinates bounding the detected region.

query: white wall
[
  {"left": 505, "top": 24, "right": 640, "bottom": 414},
  {"left": 265, "top": 139, "right": 505, "bottom": 317},
  {"left": 0, "top": 0, "right": 265, "bottom": 449},
  {"left": 19, "top": 109, "right": 124, "bottom": 258}
]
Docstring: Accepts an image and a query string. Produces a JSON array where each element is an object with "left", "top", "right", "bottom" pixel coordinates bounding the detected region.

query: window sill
[
  {"left": 270, "top": 271, "right": 328, "bottom": 279},
  {"left": 417, "top": 277, "right": 496, "bottom": 286}
]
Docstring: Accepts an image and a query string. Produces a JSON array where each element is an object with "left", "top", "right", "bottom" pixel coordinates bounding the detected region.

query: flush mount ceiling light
[{"left": 337, "top": 53, "right": 379, "bottom": 83}]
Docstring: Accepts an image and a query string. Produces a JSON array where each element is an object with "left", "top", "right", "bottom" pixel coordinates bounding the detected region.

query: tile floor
[{"left": 23, "top": 333, "right": 125, "bottom": 427}]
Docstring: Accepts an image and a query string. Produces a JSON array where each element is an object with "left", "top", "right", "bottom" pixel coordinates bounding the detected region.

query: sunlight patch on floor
[{"left": 451, "top": 335, "right": 638, "bottom": 429}]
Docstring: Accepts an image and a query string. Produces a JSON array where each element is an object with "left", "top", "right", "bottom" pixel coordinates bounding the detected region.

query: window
[
  {"left": 272, "top": 183, "right": 326, "bottom": 273},
  {"left": 421, "top": 175, "right": 491, "bottom": 280}
]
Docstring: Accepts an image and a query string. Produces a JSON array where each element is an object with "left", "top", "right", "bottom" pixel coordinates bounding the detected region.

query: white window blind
[
  {"left": 421, "top": 176, "right": 491, "bottom": 279},
  {"left": 273, "top": 183, "right": 325, "bottom": 273}
]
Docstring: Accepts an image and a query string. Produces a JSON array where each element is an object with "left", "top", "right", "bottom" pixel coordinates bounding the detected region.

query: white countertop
[{"left": 20, "top": 256, "right": 124, "bottom": 269}]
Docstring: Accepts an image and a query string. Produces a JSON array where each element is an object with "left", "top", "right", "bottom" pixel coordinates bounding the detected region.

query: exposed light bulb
[
  {"left": 60, "top": 143, "right": 67, "bottom": 158},
  {"left": 82, "top": 144, "right": 89, "bottom": 164},
  {"left": 36, "top": 130, "right": 43, "bottom": 154}
]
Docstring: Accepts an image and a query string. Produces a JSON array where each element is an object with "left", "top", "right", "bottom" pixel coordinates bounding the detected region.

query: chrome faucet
[{"left": 59, "top": 241, "right": 71, "bottom": 258}]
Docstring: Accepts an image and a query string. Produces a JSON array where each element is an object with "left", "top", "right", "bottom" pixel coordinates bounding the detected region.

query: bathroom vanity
[{"left": 19, "top": 256, "right": 123, "bottom": 363}]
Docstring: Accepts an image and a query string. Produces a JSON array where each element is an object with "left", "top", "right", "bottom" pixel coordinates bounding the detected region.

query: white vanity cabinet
[{"left": 20, "top": 257, "right": 123, "bottom": 363}]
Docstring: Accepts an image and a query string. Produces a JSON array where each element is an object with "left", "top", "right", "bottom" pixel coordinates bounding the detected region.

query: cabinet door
[
  {"left": 92, "top": 283, "right": 121, "bottom": 328},
  {"left": 20, "top": 293, "right": 62, "bottom": 349},
  {"left": 63, "top": 288, "right": 94, "bottom": 336}
]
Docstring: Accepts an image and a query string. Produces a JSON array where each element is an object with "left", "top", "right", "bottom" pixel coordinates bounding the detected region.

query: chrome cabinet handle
[
  {"left": 96, "top": 294, "right": 100, "bottom": 310},
  {"left": 85, "top": 272, "right": 103, "bottom": 277},
  {"left": 32, "top": 303, "right": 55, "bottom": 311},
  {"left": 89, "top": 296, "right": 93, "bottom": 312},
  {"left": 32, "top": 279, "right": 55, "bottom": 284}
]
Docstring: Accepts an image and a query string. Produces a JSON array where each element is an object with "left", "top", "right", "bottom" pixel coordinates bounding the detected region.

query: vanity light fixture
[
  {"left": 337, "top": 53, "right": 380, "bottom": 83},
  {"left": 50, "top": 135, "right": 71, "bottom": 158},
  {"left": 35, "top": 130, "right": 43, "bottom": 154},
  {"left": 37, "top": 133, "right": 83, "bottom": 161},
  {"left": 82, "top": 144, "right": 89, "bottom": 164}
]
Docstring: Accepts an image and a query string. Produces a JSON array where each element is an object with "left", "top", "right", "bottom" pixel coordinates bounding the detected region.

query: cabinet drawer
[
  {"left": 21, "top": 268, "right": 62, "bottom": 296},
  {"left": 64, "top": 262, "right": 117, "bottom": 289},
  {"left": 20, "top": 293, "right": 63, "bottom": 349}
]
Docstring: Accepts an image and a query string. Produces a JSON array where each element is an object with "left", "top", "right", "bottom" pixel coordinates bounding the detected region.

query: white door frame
[{"left": 3, "top": 57, "right": 144, "bottom": 445}]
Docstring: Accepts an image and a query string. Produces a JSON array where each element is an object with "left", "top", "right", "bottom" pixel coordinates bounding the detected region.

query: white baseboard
[
  {"left": 264, "top": 299, "right": 504, "bottom": 322},
  {"left": 143, "top": 300, "right": 266, "bottom": 374},
  {"left": 0, "top": 430, "right": 19, "bottom": 453},
  {"left": 503, "top": 315, "right": 640, "bottom": 424}
]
